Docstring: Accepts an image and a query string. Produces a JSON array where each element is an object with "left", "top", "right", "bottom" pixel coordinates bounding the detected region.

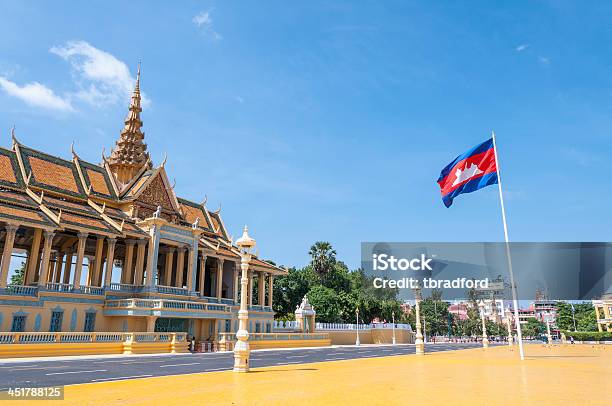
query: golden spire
[{"left": 107, "top": 62, "right": 151, "bottom": 186}]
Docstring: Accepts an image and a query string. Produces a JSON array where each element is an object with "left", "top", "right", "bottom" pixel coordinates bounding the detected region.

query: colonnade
[{"left": 0, "top": 223, "right": 276, "bottom": 307}]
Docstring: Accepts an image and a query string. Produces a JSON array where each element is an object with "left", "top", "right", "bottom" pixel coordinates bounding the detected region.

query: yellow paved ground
[{"left": 16, "top": 345, "right": 612, "bottom": 405}]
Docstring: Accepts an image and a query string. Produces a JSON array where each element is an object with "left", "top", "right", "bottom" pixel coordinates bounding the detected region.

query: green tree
[
  {"left": 273, "top": 242, "right": 406, "bottom": 324},
  {"left": 522, "top": 317, "right": 545, "bottom": 337},
  {"left": 556, "top": 301, "right": 598, "bottom": 332},
  {"left": 273, "top": 266, "right": 316, "bottom": 318},
  {"left": 420, "top": 296, "right": 450, "bottom": 336},
  {"left": 308, "top": 241, "right": 337, "bottom": 279},
  {"left": 10, "top": 261, "right": 26, "bottom": 286},
  {"left": 306, "top": 285, "right": 341, "bottom": 322},
  {"left": 556, "top": 302, "right": 576, "bottom": 331},
  {"left": 577, "top": 310, "right": 598, "bottom": 332}
]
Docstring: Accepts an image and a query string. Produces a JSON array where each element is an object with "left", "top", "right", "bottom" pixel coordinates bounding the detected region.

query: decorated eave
[
  {"left": 0, "top": 133, "right": 145, "bottom": 237},
  {"left": 198, "top": 234, "right": 287, "bottom": 275}
]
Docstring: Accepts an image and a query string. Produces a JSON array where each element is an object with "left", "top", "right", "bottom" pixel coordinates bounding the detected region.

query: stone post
[
  {"left": 414, "top": 289, "right": 424, "bottom": 355},
  {"left": 479, "top": 301, "right": 490, "bottom": 348},
  {"left": 233, "top": 252, "right": 251, "bottom": 372}
]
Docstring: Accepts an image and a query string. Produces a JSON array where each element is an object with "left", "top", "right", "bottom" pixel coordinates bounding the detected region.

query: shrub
[{"left": 562, "top": 331, "right": 612, "bottom": 341}]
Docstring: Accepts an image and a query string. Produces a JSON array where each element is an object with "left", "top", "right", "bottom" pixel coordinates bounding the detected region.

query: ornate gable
[
  {"left": 139, "top": 174, "right": 174, "bottom": 211},
  {"left": 132, "top": 169, "right": 181, "bottom": 222}
]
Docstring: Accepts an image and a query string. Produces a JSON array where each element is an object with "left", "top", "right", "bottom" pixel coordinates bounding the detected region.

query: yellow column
[
  {"left": 25, "top": 228, "right": 42, "bottom": 285},
  {"left": 595, "top": 306, "right": 603, "bottom": 332},
  {"left": 122, "top": 240, "right": 135, "bottom": 284},
  {"left": 134, "top": 239, "right": 146, "bottom": 285},
  {"left": 268, "top": 275, "right": 274, "bottom": 307},
  {"left": 104, "top": 237, "right": 116, "bottom": 287},
  {"left": 603, "top": 305, "right": 612, "bottom": 332},
  {"left": 186, "top": 247, "right": 195, "bottom": 291},
  {"left": 0, "top": 224, "right": 18, "bottom": 288},
  {"left": 164, "top": 248, "right": 174, "bottom": 286},
  {"left": 54, "top": 252, "right": 64, "bottom": 283},
  {"left": 92, "top": 236, "right": 104, "bottom": 286},
  {"left": 72, "top": 233, "right": 88, "bottom": 288},
  {"left": 46, "top": 253, "right": 56, "bottom": 283},
  {"left": 37, "top": 231, "right": 55, "bottom": 286},
  {"left": 63, "top": 250, "right": 73, "bottom": 285},
  {"left": 146, "top": 316, "right": 157, "bottom": 332},
  {"left": 199, "top": 253, "right": 207, "bottom": 296},
  {"left": 233, "top": 261, "right": 239, "bottom": 302},
  {"left": 176, "top": 246, "right": 186, "bottom": 288},
  {"left": 216, "top": 259, "right": 224, "bottom": 299},
  {"left": 258, "top": 272, "right": 265, "bottom": 305}
]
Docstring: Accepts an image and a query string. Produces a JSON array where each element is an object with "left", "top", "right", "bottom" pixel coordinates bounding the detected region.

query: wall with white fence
[{"left": 273, "top": 321, "right": 414, "bottom": 345}]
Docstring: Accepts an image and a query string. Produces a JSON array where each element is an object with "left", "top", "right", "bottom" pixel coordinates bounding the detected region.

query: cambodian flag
[{"left": 437, "top": 138, "right": 498, "bottom": 207}]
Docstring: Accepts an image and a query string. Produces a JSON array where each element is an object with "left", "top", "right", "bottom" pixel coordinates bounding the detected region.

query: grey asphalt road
[{"left": 0, "top": 342, "right": 501, "bottom": 389}]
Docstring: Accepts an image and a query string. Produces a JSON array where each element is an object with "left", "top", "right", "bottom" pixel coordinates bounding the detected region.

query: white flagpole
[{"left": 491, "top": 131, "right": 525, "bottom": 360}]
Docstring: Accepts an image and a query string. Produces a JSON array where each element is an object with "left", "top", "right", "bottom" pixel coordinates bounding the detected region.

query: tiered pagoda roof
[
  {"left": 107, "top": 64, "right": 151, "bottom": 187},
  {"left": 0, "top": 67, "right": 283, "bottom": 274}
]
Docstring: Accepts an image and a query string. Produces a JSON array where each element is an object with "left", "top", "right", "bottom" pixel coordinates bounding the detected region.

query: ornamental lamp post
[
  {"left": 478, "top": 300, "right": 489, "bottom": 348},
  {"left": 413, "top": 287, "right": 424, "bottom": 355},
  {"left": 392, "top": 311, "right": 396, "bottom": 345},
  {"left": 570, "top": 303, "right": 577, "bottom": 332},
  {"left": 545, "top": 314, "right": 553, "bottom": 346},
  {"left": 505, "top": 308, "right": 514, "bottom": 346},
  {"left": 355, "top": 307, "right": 360, "bottom": 346},
  {"left": 233, "top": 225, "right": 256, "bottom": 373}
]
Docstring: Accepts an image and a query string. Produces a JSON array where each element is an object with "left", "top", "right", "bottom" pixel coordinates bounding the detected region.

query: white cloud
[
  {"left": 50, "top": 40, "right": 148, "bottom": 107},
  {"left": 0, "top": 76, "right": 73, "bottom": 112},
  {"left": 515, "top": 44, "right": 530, "bottom": 52},
  {"left": 538, "top": 56, "right": 550, "bottom": 65},
  {"left": 193, "top": 10, "right": 222, "bottom": 40}
]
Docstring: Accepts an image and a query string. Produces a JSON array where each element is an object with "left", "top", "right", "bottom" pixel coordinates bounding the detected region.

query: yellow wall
[
  {"left": 249, "top": 338, "right": 331, "bottom": 350},
  {"left": 0, "top": 341, "right": 189, "bottom": 359},
  {"left": 325, "top": 329, "right": 414, "bottom": 345}
]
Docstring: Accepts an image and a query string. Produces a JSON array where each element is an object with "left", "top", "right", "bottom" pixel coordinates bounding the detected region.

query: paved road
[{"left": 0, "top": 343, "right": 500, "bottom": 389}]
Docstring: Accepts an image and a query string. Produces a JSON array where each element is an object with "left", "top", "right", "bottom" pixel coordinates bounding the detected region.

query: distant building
[
  {"left": 448, "top": 303, "right": 468, "bottom": 321},
  {"left": 593, "top": 294, "right": 612, "bottom": 332}
]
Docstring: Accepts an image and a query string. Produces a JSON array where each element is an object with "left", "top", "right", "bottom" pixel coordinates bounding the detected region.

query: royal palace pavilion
[{"left": 0, "top": 68, "right": 285, "bottom": 346}]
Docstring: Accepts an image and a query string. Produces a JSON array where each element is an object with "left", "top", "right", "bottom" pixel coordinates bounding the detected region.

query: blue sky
[{"left": 1, "top": 1, "right": 611, "bottom": 271}]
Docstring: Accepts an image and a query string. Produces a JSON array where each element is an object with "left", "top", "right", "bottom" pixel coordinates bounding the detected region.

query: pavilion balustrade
[
  {"left": 0, "top": 331, "right": 187, "bottom": 345},
  {"left": 104, "top": 298, "right": 231, "bottom": 313}
]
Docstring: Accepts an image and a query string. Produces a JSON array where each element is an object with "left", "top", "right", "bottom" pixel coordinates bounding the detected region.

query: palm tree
[{"left": 308, "top": 241, "right": 337, "bottom": 278}]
